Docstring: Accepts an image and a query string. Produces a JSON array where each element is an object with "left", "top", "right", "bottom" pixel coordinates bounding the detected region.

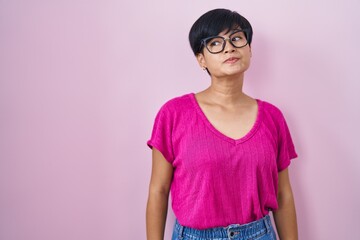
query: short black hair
[{"left": 189, "top": 8, "right": 253, "bottom": 55}]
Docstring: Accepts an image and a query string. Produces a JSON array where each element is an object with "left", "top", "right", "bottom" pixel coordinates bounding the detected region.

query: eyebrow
[{"left": 218, "top": 28, "right": 243, "bottom": 37}]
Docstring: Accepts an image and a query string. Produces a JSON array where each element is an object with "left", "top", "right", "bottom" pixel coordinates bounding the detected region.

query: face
[{"left": 196, "top": 29, "right": 252, "bottom": 78}]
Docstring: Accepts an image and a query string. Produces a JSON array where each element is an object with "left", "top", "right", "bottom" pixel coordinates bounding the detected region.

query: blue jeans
[{"left": 171, "top": 215, "right": 277, "bottom": 240}]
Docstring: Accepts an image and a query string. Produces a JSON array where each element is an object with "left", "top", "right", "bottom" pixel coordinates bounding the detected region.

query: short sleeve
[
  {"left": 276, "top": 112, "right": 298, "bottom": 171},
  {"left": 146, "top": 104, "right": 174, "bottom": 164}
]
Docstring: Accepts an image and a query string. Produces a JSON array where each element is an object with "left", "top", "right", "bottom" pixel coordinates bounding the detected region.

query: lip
[{"left": 224, "top": 57, "right": 240, "bottom": 63}]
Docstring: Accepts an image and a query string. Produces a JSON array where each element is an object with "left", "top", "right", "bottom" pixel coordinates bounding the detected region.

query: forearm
[
  {"left": 146, "top": 191, "right": 169, "bottom": 240},
  {"left": 273, "top": 191, "right": 298, "bottom": 240}
]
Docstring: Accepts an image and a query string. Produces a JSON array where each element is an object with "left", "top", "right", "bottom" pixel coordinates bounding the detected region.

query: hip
[{"left": 171, "top": 215, "right": 277, "bottom": 240}]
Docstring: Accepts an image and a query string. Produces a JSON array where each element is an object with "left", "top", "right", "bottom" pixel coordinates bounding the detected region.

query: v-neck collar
[{"left": 189, "top": 92, "right": 262, "bottom": 145}]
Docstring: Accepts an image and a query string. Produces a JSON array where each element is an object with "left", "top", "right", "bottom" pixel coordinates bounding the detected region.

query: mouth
[{"left": 224, "top": 57, "right": 240, "bottom": 64}]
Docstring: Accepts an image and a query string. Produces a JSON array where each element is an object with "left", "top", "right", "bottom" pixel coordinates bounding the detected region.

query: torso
[
  {"left": 147, "top": 92, "right": 297, "bottom": 228},
  {"left": 194, "top": 92, "right": 258, "bottom": 140}
]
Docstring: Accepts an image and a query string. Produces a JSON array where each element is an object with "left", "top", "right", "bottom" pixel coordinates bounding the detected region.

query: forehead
[{"left": 217, "top": 27, "right": 244, "bottom": 36}]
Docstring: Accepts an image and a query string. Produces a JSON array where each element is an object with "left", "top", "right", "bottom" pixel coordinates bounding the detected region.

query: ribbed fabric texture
[{"left": 147, "top": 93, "right": 297, "bottom": 229}]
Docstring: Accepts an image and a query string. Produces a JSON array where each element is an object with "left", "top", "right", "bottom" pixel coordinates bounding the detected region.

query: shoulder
[
  {"left": 258, "top": 99, "right": 291, "bottom": 134},
  {"left": 258, "top": 98, "right": 297, "bottom": 140},
  {"left": 158, "top": 93, "right": 193, "bottom": 113},
  {"left": 151, "top": 93, "right": 194, "bottom": 130},
  {"left": 259, "top": 99, "right": 286, "bottom": 120}
]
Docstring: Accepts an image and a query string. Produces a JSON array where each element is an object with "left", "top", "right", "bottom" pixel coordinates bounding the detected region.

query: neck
[{"left": 204, "top": 73, "right": 248, "bottom": 106}]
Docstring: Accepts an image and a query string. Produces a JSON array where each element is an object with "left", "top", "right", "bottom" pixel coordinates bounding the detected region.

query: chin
[
  {"left": 215, "top": 71, "right": 242, "bottom": 79},
  {"left": 224, "top": 68, "right": 247, "bottom": 76},
  {"left": 224, "top": 64, "right": 249, "bottom": 75},
  {"left": 212, "top": 64, "right": 250, "bottom": 78}
]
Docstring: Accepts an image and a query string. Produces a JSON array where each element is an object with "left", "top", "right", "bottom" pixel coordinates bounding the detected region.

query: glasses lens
[
  {"left": 205, "top": 37, "right": 224, "bottom": 53},
  {"left": 230, "top": 31, "right": 248, "bottom": 48}
]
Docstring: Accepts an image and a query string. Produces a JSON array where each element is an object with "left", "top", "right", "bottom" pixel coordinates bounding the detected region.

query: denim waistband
[{"left": 174, "top": 215, "right": 273, "bottom": 239}]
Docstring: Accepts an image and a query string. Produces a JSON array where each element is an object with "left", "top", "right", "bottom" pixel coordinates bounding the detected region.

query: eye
[
  {"left": 209, "top": 39, "right": 222, "bottom": 46},
  {"left": 230, "top": 31, "right": 246, "bottom": 42},
  {"left": 231, "top": 36, "right": 242, "bottom": 42}
]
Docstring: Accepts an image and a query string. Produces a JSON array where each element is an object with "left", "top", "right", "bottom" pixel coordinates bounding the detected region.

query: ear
[
  {"left": 249, "top": 45, "right": 252, "bottom": 58},
  {"left": 196, "top": 53, "right": 207, "bottom": 70}
]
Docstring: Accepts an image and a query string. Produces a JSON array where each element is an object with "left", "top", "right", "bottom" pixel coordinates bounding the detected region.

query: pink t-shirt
[{"left": 147, "top": 93, "right": 298, "bottom": 229}]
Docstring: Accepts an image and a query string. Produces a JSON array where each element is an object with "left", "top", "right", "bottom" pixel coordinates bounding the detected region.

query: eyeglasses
[{"left": 201, "top": 29, "right": 249, "bottom": 54}]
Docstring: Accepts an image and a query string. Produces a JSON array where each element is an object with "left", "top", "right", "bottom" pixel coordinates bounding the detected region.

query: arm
[
  {"left": 273, "top": 168, "right": 298, "bottom": 240},
  {"left": 146, "top": 148, "right": 174, "bottom": 240}
]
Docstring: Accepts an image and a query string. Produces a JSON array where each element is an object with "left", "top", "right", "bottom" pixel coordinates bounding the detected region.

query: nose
[{"left": 223, "top": 38, "right": 235, "bottom": 53}]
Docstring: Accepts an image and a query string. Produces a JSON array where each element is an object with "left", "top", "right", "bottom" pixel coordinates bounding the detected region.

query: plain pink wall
[{"left": 1, "top": 1, "right": 359, "bottom": 239}]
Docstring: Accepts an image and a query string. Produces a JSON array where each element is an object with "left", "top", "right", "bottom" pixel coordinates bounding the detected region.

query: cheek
[
  {"left": 204, "top": 55, "right": 222, "bottom": 69},
  {"left": 242, "top": 52, "right": 252, "bottom": 65}
]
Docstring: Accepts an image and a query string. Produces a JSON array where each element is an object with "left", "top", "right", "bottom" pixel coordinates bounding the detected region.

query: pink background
[{"left": 1, "top": 1, "right": 359, "bottom": 239}]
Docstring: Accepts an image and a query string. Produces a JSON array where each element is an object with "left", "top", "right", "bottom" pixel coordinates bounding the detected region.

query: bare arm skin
[
  {"left": 273, "top": 168, "right": 298, "bottom": 240},
  {"left": 146, "top": 148, "right": 174, "bottom": 240}
]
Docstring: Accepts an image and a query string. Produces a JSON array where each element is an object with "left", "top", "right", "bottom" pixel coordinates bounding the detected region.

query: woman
[{"left": 146, "top": 8, "right": 298, "bottom": 240}]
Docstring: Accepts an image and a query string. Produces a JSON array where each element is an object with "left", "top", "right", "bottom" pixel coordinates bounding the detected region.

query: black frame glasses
[{"left": 200, "top": 29, "right": 249, "bottom": 54}]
